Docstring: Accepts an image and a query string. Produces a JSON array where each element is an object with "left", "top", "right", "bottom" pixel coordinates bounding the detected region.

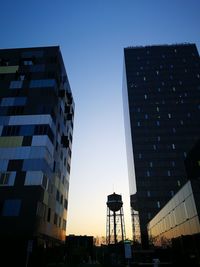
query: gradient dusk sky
[{"left": 1, "top": 0, "right": 200, "bottom": 239}]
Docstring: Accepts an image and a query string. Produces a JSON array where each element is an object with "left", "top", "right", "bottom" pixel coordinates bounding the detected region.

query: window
[
  {"left": 19, "top": 75, "right": 25, "bottom": 81},
  {"left": 36, "top": 202, "right": 45, "bottom": 218},
  {"left": 144, "top": 94, "right": 147, "bottom": 99},
  {"left": 150, "top": 162, "right": 153, "bottom": 167},
  {"left": 56, "top": 190, "right": 60, "bottom": 202},
  {"left": 63, "top": 219, "right": 67, "bottom": 230},
  {"left": 157, "top": 201, "right": 160, "bottom": 208},
  {"left": 168, "top": 114, "right": 171, "bottom": 119},
  {"left": 177, "top": 180, "right": 181, "bottom": 187},
  {"left": 29, "top": 79, "right": 56, "bottom": 88},
  {"left": 167, "top": 170, "right": 171, "bottom": 176},
  {"left": 0, "top": 173, "right": 10, "bottom": 185},
  {"left": 59, "top": 217, "right": 61, "bottom": 228},
  {"left": 153, "top": 145, "right": 156, "bottom": 150},
  {"left": 156, "top": 121, "right": 160, "bottom": 126},
  {"left": 25, "top": 171, "right": 43, "bottom": 186},
  {"left": 42, "top": 175, "right": 48, "bottom": 189},
  {"left": 10, "top": 80, "right": 23, "bottom": 89},
  {"left": 170, "top": 190, "right": 174, "bottom": 197},
  {"left": 67, "top": 163, "right": 71, "bottom": 174},
  {"left": 139, "top": 153, "right": 142, "bottom": 159},
  {"left": 2, "top": 199, "right": 21, "bottom": 216},
  {"left": 157, "top": 136, "right": 160, "bottom": 142},
  {"left": 64, "top": 199, "right": 68, "bottom": 209},
  {"left": 60, "top": 194, "right": 63, "bottom": 205},
  {"left": 23, "top": 60, "right": 33, "bottom": 66},
  {"left": 0, "top": 172, "right": 15, "bottom": 186},
  {"left": 145, "top": 114, "right": 148, "bottom": 119},
  {"left": 54, "top": 213, "right": 58, "bottom": 225},
  {"left": 172, "top": 144, "right": 175, "bottom": 149},
  {"left": 147, "top": 171, "right": 150, "bottom": 177},
  {"left": 137, "top": 122, "right": 140, "bottom": 127},
  {"left": 47, "top": 208, "right": 51, "bottom": 222},
  {"left": 147, "top": 191, "right": 151, "bottom": 197},
  {"left": 184, "top": 152, "right": 187, "bottom": 158}
]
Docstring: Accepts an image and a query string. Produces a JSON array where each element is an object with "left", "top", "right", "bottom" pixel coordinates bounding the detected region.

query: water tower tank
[
  {"left": 106, "top": 192, "right": 126, "bottom": 244},
  {"left": 107, "top": 193, "right": 123, "bottom": 212}
]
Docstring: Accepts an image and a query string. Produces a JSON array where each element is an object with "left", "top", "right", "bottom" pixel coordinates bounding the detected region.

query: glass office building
[
  {"left": 0, "top": 47, "right": 74, "bottom": 264},
  {"left": 148, "top": 179, "right": 200, "bottom": 247},
  {"left": 123, "top": 43, "right": 200, "bottom": 246}
]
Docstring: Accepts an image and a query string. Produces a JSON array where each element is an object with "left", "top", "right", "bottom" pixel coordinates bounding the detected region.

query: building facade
[
  {"left": 148, "top": 179, "right": 200, "bottom": 247},
  {"left": 0, "top": 46, "right": 74, "bottom": 264},
  {"left": 123, "top": 43, "right": 200, "bottom": 247}
]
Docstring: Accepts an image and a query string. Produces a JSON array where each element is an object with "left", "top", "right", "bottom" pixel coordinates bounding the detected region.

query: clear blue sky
[{"left": 1, "top": 0, "right": 200, "bottom": 238}]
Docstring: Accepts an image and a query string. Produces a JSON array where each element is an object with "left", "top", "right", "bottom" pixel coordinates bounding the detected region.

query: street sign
[{"left": 124, "top": 241, "right": 132, "bottom": 259}]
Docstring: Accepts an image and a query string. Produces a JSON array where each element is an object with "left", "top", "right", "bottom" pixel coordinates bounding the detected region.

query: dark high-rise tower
[
  {"left": 123, "top": 43, "right": 200, "bottom": 247},
  {"left": 0, "top": 46, "right": 74, "bottom": 264}
]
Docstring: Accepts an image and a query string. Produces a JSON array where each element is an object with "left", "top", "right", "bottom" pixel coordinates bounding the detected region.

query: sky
[{"left": 1, "top": 0, "right": 200, "bottom": 239}]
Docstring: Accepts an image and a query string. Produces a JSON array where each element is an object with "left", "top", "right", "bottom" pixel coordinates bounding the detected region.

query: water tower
[{"left": 106, "top": 193, "right": 126, "bottom": 244}]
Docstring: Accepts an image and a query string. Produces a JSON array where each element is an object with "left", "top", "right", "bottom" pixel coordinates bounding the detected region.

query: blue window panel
[
  {"left": 8, "top": 114, "right": 52, "bottom": 125},
  {"left": 1, "top": 98, "right": 14, "bottom": 106},
  {"left": 29, "top": 146, "right": 45, "bottom": 158},
  {"left": 0, "top": 160, "right": 9, "bottom": 171},
  {"left": 19, "top": 125, "right": 35, "bottom": 136},
  {"left": 23, "top": 159, "right": 53, "bottom": 174},
  {"left": 9, "top": 172, "right": 16, "bottom": 185},
  {"left": 0, "top": 147, "right": 52, "bottom": 162},
  {"left": 14, "top": 97, "right": 27, "bottom": 106},
  {"left": 25, "top": 171, "right": 43, "bottom": 185},
  {"left": 2, "top": 199, "right": 21, "bottom": 216},
  {"left": 10, "top": 81, "right": 23, "bottom": 89},
  {"left": 21, "top": 50, "right": 44, "bottom": 58},
  {"left": 0, "top": 107, "right": 8, "bottom": 115},
  {"left": 29, "top": 79, "right": 56, "bottom": 88},
  {"left": 0, "top": 172, "right": 16, "bottom": 186},
  {"left": 29, "top": 64, "right": 45, "bottom": 72},
  {"left": 0, "top": 116, "right": 10, "bottom": 126},
  {"left": 32, "top": 135, "right": 54, "bottom": 156},
  {"left": 0, "top": 125, "right": 3, "bottom": 135},
  {"left": 1, "top": 97, "right": 27, "bottom": 107}
]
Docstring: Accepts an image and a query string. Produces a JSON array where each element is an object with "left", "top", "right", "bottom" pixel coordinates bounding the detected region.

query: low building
[
  {"left": 148, "top": 179, "right": 200, "bottom": 247},
  {"left": 66, "top": 235, "right": 94, "bottom": 264},
  {"left": 148, "top": 140, "right": 200, "bottom": 264}
]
